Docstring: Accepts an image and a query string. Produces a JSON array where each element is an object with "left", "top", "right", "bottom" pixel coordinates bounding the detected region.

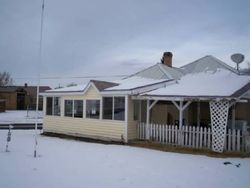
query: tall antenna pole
[{"left": 34, "top": 0, "right": 45, "bottom": 158}]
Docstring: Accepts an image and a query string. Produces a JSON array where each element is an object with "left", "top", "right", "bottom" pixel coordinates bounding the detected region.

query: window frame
[
  {"left": 64, "top": 100, "right": 73, "bottom": 117},
  {"left": 86, "top": 99, "right": 100, "bottom": 119},
  {"left": 46, "top": 96, "right": 61, "bottom": 116},
  {"left": 102, "top": 96, "right": 125, "bottom": 121},
  {"left": 73, "top": 100, "right": 83, "bottom": 118},
  {"left": 64, "top": 99, "right": 84, "bottom": 118}
]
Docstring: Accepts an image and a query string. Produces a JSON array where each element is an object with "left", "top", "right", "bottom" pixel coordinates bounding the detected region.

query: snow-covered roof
[
  {"left": 143, "top": 70, "right": 250, "bottom": 98},
  {"left": 181, "top": 55, "right": 238, "bottom": 74},
  {"left": 127, "top": 63, "right": 184, "bottom": 80},
  {"left": 45, "top": 84, "right": 87, "bottom": 93},
  {"left": 104, "top": 76, "right": 169, "bottom": 91}
]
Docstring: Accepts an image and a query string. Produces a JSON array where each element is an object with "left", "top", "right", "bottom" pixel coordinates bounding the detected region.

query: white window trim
[
  {"left": 46, "top": 96, "right": 60, "bottom": 116},
  {"left": 85, "top": 99, "right": 101, "bottom": 120},
  {"left": 64, "top": 99, "right": 84, "bottom": 118},
  {"left": 102, "top": 96, "right": 126, "bottom": 121}
]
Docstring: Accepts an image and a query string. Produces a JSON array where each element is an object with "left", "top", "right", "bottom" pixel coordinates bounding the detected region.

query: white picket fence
[{"left": 137, "top": 123, "right": 245, "bottom": 152}]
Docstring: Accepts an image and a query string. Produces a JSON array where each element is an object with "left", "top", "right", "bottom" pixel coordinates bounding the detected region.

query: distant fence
[
  {"left": 0, "top": 124, "right": 43, "bottom": 130},
  {"left": 137, "top": 123, "right": 248, "bottom": 152}
]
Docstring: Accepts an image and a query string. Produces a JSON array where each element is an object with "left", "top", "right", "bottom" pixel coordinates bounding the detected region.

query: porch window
[
  {"left": 114, "top": 97, "right": 125, "bottom": 120},
  {"left": 103, "top": 97, "right": 113, "bottom": 120},
  {"left": 64, "top": 100, "right": 83, "bottom": 118},
  {"left": 64, "top": 100, "right": 73, "bottom": 117},
  {"left": 102, "top": 96, "right": 125, "bottom": 121},
  {"left": 46, "top": 97, "right": 53, "bottom": 115},
  {"left": 46, "top": 97, "right": 60, "bottom": 116},
  {"left": 86, "top": 100, "right": 100, "bottom": 119},
  {"left": 74, "top": 100, "right": 83, "bottom": 118},
  {"left": 53, "top": 97, "right": 61, "bottom": 116}
]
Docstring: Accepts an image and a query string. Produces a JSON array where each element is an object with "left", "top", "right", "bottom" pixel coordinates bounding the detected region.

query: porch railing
[{"left": 137, "top": 123, "right": 248, "bottom": 152}]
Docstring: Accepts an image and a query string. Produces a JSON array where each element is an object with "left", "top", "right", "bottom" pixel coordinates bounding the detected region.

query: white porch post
[
  {"left": 146, "top": 100, "right": 150, "bottom": 140},
  {"left": 146, "top": 99, "right": 158, "bottom": 140},
  {"left": 124, "top": 95, "right": 128, "bottom": 143},
  {"left": 179, "top": 101, "right": 183, "bottom": 128},
  {"left": 172, "top": 100, "right": 191, "bottom": 128},
  {"left": 139, "top": 100, "right": 142, "bottom": 122}
]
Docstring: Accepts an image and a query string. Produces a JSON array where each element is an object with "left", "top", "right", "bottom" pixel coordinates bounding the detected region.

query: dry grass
[
  {"left": 129, "top": 140, "right": 250, "bottom": 158},
  {"left": 42, "top": 132, "right": 250, "bottom": 158}
]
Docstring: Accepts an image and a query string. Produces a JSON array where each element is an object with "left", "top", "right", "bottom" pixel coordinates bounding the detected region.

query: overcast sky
[{"left": 1, "top": 0, "right": 250, "bottom": 88}]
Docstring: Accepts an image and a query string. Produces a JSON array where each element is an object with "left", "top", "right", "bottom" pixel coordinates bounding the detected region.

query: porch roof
[{"left": 135, "top": 69, "right": 250, "bottom": 101}]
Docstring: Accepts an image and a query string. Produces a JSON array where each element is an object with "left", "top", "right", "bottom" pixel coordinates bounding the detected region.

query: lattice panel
[{"left": 209, "top": 101, "right": 229, "bottom": 153}]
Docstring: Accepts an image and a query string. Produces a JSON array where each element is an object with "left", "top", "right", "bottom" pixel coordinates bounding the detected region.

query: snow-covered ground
[
  {"left": 0, "top": 110, "right": 43, "bottom": 124},
  {"left": 0, "top": 130, "right": 249, "bottom": 188}
]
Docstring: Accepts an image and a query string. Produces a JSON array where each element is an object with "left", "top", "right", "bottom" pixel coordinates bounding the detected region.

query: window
[
  {"left": 64, "top": 100, "right": 73, "bottom": 117},
  {"left": 64, "top": 100, "right": 83, "bottom": 118},
  {"left": 86, "top": 100, "right": 100, "bottom": 119},
  {"left": 46, "top": 97, "right": 60, "bottom": 116},
  {"left": 46, "top": 97, "right": 53, "bottom": 115},
  {"left": 114, "top": 97, "right": 125, "bottom": 120},
  {"left": 74, "top": 100, "right": 83, "bottom": 118},
  {"left": 103, "top": 97, "right": 113, "bottom": 120},
  {"left": 102, "top": 96, "right": 125, "bottom": 121},
  {"left": 54, "top": 97, "right": 60, "bottom": 116}
]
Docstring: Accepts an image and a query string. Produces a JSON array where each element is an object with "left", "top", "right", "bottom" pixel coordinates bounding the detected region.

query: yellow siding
[
  {"left": 43, "top": 85, "right": 126, "bottom": 141},
  {"left": 44, "top": 116, "right": 125, "bottom": 141},
  {"left": 84, "top": 85, "right": 100, "bottom": 99},
  {"left": 127, "top": 97, "right": 137, "bottom": 140}
]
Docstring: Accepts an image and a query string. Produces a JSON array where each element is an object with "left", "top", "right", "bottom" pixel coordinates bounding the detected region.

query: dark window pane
[
  {"left": 64, "top": 100, "right": 73, "bottom": 117},
  {"left": 86, "top": 100, "right": 100, "bottom": 119},
  {"left": 53, "top": 97, "right": 61, "bottom": 116},
  {"left": 103, "top": 97, "right": 113, "bottom": 120},
  {"left": 74, "top": 100, "right": 83, "bottom": 118},
  {"left": 46, "top": 97, "right": 53, "bottom": 115},
  {"left": 114, "top": 97, "right": 125, "bottom": 121}
]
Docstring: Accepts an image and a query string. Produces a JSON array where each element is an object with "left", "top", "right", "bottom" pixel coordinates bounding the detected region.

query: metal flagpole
[{"left": 34, "top": 0, "right": 45, "bottom": 158}]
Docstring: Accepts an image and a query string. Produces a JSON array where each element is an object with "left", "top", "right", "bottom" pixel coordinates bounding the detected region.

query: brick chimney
[{"left": 161, "top": 52, "right": 173, "bottom": 67}]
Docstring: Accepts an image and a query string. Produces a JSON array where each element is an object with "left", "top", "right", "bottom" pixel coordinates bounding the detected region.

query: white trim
[
  {"left": 149, "top": 100, "right": 158, "bottom": 110},
  {"left": 100, "top": 97, "right": 103, "bottom": 120},
  {"left": 171, "top": 100, "right": 192, "bottom": 128},
  {"left": 40, "top": 92, "right": 84, "bottom": 96},
  {"left": 83, "top": 82, "right": 101, "bottom": 96},
  {"left": 132, "top": 95, "right": 247, "bottom": 102},
  {"left": 146, "top": 100, "right": 150, "bottom": 140},
  {"left": 124, "top": 95, "right": 128, "bottom": 143},
  {"left": 112, "top": 97, "right": 114, "bottom": 120},
  {"left": 83, "top": 100, "right": 86, "bottom": 119}
]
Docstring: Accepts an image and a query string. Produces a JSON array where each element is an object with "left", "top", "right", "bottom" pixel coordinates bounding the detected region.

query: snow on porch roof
[
  {"left": 104, "top": 76, "right": 169, "bottom": 91},
  {"left": 45, "top": 84, "right": 88, "bottom": 93},
  {"left": 142, "top": 69, "right": 250, "bottom": 98}
]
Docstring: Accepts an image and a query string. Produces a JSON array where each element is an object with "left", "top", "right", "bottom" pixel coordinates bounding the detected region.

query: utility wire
[{"left": 13, "top": 74, "right": 128, "bottom": 80}]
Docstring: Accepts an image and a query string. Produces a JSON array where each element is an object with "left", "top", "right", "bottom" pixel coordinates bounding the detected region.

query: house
[
  {"left": 0, "top": 84, "right": 51, "bottom": 110},
  {"left": 41, "top": 52, "right": 250, "bottom": 152}
]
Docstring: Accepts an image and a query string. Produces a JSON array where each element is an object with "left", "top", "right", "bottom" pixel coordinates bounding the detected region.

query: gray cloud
[{"left": 0, "top": 0, "right": 250, "bottom": 87}]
